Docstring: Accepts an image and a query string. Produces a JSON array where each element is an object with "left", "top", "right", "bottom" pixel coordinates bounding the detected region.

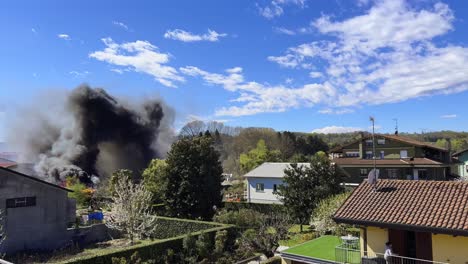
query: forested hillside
[{"left": 179, "top": 121, "right": 468, "bottom": 176}]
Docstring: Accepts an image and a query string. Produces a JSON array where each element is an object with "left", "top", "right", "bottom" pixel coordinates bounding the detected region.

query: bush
[
  {"left": 60, "top": 217, "right": 233, "bottom": 264},
  {"left": 213, "top": 208, "right": 263, "bottom": 229},
  {"left": 261, "top": 256, "right": 282, "bottom": 264},
  {"left": 152, "top": 216, "right": 224, "bottom": 239},
  {"left": 311, "top": 192, "right": 351, "bottom": 235},
  {"left": 223, "top": 202, "right": 286, "bottom": 214}
]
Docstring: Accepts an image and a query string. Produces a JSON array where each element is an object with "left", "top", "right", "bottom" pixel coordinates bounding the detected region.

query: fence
[{"left": 335, "top": 247, "right": 448, "bottom": 264}]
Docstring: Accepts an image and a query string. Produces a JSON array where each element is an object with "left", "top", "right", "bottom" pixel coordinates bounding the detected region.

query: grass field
[
  {"left": 282, "top": 235, "right": 341, "bottom": 261},
  {"left": 279, "top": 224, "right": 318, "bottom": 247}
]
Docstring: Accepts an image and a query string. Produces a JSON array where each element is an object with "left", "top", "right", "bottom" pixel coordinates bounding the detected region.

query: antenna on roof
[{"left": 393, "top": 118, "right": 398, "bottom": 135}]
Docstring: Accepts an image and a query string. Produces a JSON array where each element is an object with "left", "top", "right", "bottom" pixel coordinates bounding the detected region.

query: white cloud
[
  {"left": 318, "top": 108, "right": 354, "bottom": 114},
  {"left": 89, "top": 38, "right": 184, "bottom": 87},
  {"left": 181, "top": 66, "right": 336, "bottom": 116},
  {"left": 57, "top": 34, "right": 71, "bottom": 40},
  {"left": 441, "top": 114, "right": 457, "bottom": 119},
  {"left": 31, "top": 28, "right": 37, "bottom": 34},
  {"left": 267, "top": 0, "right": 468, "bottom": 108},
  {"left": 164, "top": 29, "right": 227, "bottom": 42},
  {"left": 311, "top": 126, "right": 362, "bottom": 134},
  {"left": 112, "top": 21, "right": 129, "bottom": 31},
  {"left": 309, "top": 71, "right": 323, "bottom": 78},
  {"left": 69, "top": 71, "right": 90, "bottom": 77},
  {"left": 273, "top": 27, "right": 296, "bottom": 35},
  {"left": 258, "top": 0, "right": 307, "bottom": 19}
]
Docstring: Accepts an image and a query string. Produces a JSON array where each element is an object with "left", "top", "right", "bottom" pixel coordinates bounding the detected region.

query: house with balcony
[
  {"left": 451, "top": 148, "right": 468, "bottom": 179},
  {"left": 333, "top": 179, "right": 468, "bottom": 264},
  {"left": 330, "top": 134, "right": 451, "bottom": 183}
]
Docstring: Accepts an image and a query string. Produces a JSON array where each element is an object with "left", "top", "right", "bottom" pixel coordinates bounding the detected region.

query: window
[
  {"left": 255, "top": 183, "right": 264, "bottom": 192},
  {"left": 387, "top": 169, "right": 398, "bottom": 179},
  {"left": 360, "top": 168, "right": 368, "bottom": 176},
  {"left": 365, "top": 140, "right": 373, "bottom": 147},
  {"left": 417, "top": 170, "right": 428, "bottom": 180},
  {"left": 345, "top": 151, "right": 359, "bottom": 157},
  {"left": 365, "top": 151, "right": 373, "bottom": 159},
  {"left": 377, "top": 139, "right": 385, "bottom": 145},
  {"left": 6, "top": 196, "right": 36, "bottom": 208},
  {"left": 400, "top": 150, "right": 408, "bottom": 158},
  {"left": 273, "top": 184, "right": 277, "bottom": 192},
  {"left": 380, "top": 151, "right": 385, "bottom": 159}
]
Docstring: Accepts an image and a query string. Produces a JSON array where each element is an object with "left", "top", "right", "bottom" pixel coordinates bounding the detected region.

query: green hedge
[
  {"left": 260, "top": 256, "right": 282, "bottom": 264},
  {"left": 152, "top": 216, "right": 223, "bottom": 239},
  {"left": 223, "top": 201, "right": 286, "bottom": 214},
  {"left": 58, "top": 217, "right": 233, "bottom": 264}
]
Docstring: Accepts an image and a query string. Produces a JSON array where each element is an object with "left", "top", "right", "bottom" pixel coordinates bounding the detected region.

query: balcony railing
[{"left": 335, "top": 246, "right": 448, "bottom": 264}]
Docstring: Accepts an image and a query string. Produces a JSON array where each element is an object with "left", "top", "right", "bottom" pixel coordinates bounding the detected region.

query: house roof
[
  {"left": 244, "top": 162, "right": 310, "bottom": 178},
  {"left": 332, "top": 157, "right": 446, "bottom": 167},
  {"left": 0, "top": 157, "right": 16, "bottom": 168},
  {"left": 453, "top": 148, "right": 468, "bottom": 157},
  {"left": 333, "top": 179, "right": 468, "bottom": 236},
  {"left": 0, "top": 166, "right": 73, "bottom": 192},
  {"left": 330, "top": 134, "right": 447, "bottom": 153}
]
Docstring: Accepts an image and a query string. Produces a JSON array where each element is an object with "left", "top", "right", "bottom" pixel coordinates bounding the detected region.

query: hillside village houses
[{"left": 245, "top": 134, "right": 454, "bottom": 205}]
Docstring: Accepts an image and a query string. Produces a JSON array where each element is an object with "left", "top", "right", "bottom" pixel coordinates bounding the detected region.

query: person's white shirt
[{"left": 384, "top": 247, "right": 393, "bottom": 260}]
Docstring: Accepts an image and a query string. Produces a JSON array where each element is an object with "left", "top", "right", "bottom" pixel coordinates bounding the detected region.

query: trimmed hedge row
[
  {"left": 58, "top": 217, "right": 233, "bottom": 264},
  {"left": 223, "top": 201, "right": 286, "bottom": 214},
  {"left": 152, "top": 216, "right": 224, "bottom": 239}
]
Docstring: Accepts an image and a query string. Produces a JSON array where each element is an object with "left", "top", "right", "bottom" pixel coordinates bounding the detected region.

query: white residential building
[{"left": 244, "top": 162, "right": 310, "bottom": 204}]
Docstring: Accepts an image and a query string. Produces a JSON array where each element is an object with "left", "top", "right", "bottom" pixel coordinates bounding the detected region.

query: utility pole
[{"left": 370, "top": 116, "right": 377, "bottom": 190}]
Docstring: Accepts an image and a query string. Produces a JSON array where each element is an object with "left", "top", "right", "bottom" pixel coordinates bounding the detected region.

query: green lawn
[
  {"left": 282, "top": 235, "right": 341, "bottom": 261},
  {"left": 280, "top": 224, "right": 318, "bottom": 247}
]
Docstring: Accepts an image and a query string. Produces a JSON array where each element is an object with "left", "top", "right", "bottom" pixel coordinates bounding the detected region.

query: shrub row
[
  {"left": 152, "top": 216, "right": 226, "bottom": 239},
  {"left": 59, "top": 217, "right": 233, "bottom": 264},
  {"left": 223, "top": 201, "right": 286, "bottom": 214}
]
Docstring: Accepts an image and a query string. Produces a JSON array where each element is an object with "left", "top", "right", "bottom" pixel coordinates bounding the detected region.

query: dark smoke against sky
[{"left": 7, "top": 85, "right": 175, "bottom": 183}]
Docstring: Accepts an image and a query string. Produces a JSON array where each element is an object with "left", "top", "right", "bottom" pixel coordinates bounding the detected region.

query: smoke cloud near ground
[{"left": 7, "top": 85, "right": 175, "bottom": 183}]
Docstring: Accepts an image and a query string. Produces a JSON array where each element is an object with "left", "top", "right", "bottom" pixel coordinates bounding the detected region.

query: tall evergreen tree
[{"left": 164, "top": 136, "right": 223, "bottom": 220}]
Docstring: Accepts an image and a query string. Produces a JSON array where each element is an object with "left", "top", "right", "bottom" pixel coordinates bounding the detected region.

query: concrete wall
[
  {"left": 432, "top": 234, "right": 468, "bottom": 263},
  {"left": 361, "top": 226, "right": 388, "bottom": 256},
  {"left": 453, "top": 152, "right": 468, "bottom": 178},
  {"left": 246, "top": 177, "right": 283, "bottom": 204},
  {"left": 0, "top": 169, "right": 76, "bottom": 254}
]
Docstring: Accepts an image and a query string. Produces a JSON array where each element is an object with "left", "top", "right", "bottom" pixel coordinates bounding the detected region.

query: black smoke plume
[{"left": 8, "top": 85, "right": 175, "bottom": 183}]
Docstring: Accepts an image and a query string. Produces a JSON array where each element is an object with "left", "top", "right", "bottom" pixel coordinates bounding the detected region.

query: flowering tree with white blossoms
[{"left": 106, "top": 170, "right": 157, "bottom": 244}]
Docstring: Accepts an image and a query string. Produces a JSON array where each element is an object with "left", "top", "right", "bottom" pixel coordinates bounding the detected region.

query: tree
[
  {"left": 311, "top": 192, "right": 351, "bottom": 235},
  {"left": 164, "top": 136, "right": 223, "bottom": 220},
  {"left": 142, "top": 159, "right": 168, "bottom": 203},
  {"left": 66, "top": 176, "right": 93, "bottom": 208},
  {"left": 240, "top": 139, "right": 281, "bottom": 173},
  {"left": 106, "top": 169, "right": 157, "bottom": 244},
  {"left": 276, "top": 152, "right": 345, "bottom": 232},
  {"left": 241, "top": 213, "right": 291, "bottom": 258}
]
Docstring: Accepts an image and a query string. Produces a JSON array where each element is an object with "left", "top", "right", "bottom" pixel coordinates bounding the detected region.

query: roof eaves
[{"left": 0, "top": 166, "right": 73, "bottom": 192}]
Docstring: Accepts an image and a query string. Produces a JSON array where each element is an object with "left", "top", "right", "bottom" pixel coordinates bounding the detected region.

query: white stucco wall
[{"left": 246, "top": 177, "right": 284, "bottom": 204}]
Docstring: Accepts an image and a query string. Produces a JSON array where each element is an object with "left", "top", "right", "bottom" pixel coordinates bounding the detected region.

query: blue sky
[{"left": 0, "top": 0, "right": 467, "bottom": 141}]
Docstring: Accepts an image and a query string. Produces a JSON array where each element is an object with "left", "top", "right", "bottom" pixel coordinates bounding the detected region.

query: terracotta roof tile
[{"left": 334, "top": 180, "right": 468, "bottom": 235}]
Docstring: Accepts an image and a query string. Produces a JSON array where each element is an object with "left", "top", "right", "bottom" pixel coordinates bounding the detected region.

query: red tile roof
[
  {"left": 0, "top": 158, "right": 16, "bottom": 168},
  {"left": 332, "top": 157, "right": 446, "bottom": 166},
  {"left": 334, "top": 180, "right": 468, "bottom": 235}
]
